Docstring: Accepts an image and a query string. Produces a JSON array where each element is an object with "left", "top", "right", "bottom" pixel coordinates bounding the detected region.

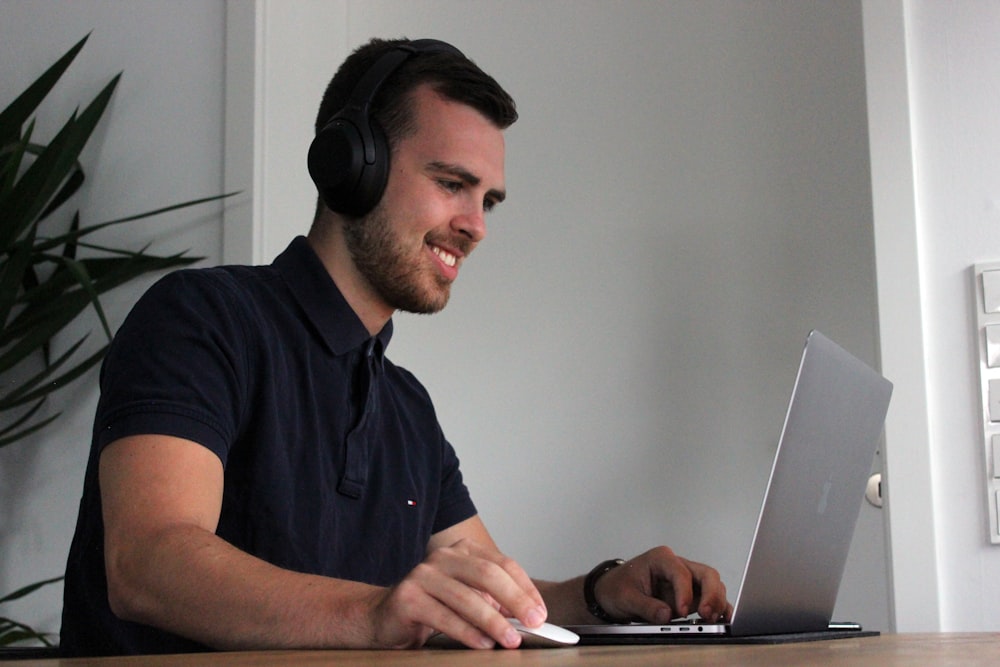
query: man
[{"left": 60, "top": 38, "right": 730, "bottom": 656}]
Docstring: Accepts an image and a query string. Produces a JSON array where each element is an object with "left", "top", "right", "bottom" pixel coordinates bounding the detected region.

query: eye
[
  {"left": 438, "top": 179, "right": 463, "bottom": 194},
  {"left": 483, "top": 197, "right": 499, "bottom": 213}
]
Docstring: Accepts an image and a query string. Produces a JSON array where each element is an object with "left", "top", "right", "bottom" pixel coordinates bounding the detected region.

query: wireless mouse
[{"left": 507, "top": 619, "right": 580, "bottom": 647}]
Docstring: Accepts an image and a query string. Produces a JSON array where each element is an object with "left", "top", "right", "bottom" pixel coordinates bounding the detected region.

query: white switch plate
[
  {"left": 973, "top": 263, "right": 1000, "bottom": 544},
  {"left": 993, "top": 435, "right": 1000, "bottom": 479},
  {"left": 984, "top": 270, "right": 1000, "bottom": 313}
]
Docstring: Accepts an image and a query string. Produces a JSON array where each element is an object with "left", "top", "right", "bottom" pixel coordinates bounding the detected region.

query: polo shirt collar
[{"left": 273, "top": 236, "right": 393, "bottom": 360}]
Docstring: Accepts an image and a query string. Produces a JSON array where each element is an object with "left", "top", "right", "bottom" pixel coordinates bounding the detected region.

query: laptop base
[{"left": 575, "top": 628, "right": 879, "bottom": 646}]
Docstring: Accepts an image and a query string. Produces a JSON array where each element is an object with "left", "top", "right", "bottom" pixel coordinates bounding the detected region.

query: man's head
[
  {"left": 307, "top": 38, "right": 517, "bottom": 328},
  {"left": 309, "top": 37, "right": 517, "bottom": 220}
]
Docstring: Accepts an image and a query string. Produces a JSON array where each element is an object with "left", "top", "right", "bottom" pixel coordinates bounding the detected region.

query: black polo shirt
[{"left": 60, "top": 236, "right": 477, "bottom": 656}]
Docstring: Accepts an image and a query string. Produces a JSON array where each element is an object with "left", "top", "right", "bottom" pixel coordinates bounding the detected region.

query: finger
[
  {"left": 647, "top": 549, "right": 696, "bottom": 618},
  {"left": 411, "top": 583, "right": 498, "bottom": 650},
  {"left": 681, "top": 558, "right": 729, "bottom": 621},
  {"left": 477, "top": 589, "right": 502, "bottom": 612},
  {"left": 446, "top": 541, "right": 547, "bottom": 628},
  {"left": 619, "top": 585, "right": 676, "bottom": 624},
  {"left": 395, "top": 563, "right": 509, "bottom": 649},
  {"left": 419, "top": 545, "right": 540, "bottom": 647},
  {"left": 460, "top": 540, "right": 546, "bottom": 608}
]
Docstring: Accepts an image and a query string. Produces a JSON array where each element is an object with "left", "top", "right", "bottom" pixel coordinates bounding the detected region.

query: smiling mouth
[{"left": 431, "top": 245, "right": 458, "bottom": 268}]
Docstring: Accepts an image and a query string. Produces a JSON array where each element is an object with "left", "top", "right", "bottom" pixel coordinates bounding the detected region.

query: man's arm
[
  {"left": 532, "top": 548, "right": 733, "bottom": 626},
  {"left": 425, "top": 518, "right": 731, "bottom": 630},
  {"left": 100, "top": 435, "right": 546, "bottom": 650},
  {"left": 100, "top": 434, "right": 388, "bottom": 649}
]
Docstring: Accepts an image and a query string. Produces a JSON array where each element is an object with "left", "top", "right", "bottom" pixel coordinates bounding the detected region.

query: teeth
[{"left": 432, "top": 246, "right": 457, "bottom": 267}]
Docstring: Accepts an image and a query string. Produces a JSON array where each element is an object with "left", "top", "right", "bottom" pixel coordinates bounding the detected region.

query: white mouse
[{"left": 507, "top": 619, "right": 580, "bottom": 647}]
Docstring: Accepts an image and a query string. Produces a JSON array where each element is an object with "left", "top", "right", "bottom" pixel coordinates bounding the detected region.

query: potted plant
[{"left": 0, "top": 34, "right": 233, "bottom": 650}]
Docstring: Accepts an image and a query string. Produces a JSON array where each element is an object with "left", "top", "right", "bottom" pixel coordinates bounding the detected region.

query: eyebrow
[{"left": 428, "top": 160, "right": 507, "bottom": 204}]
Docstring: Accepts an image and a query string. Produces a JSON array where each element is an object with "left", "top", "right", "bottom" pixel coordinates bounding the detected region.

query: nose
[{"left": 452, "top": 205, "right": 487, "bottom": 244}]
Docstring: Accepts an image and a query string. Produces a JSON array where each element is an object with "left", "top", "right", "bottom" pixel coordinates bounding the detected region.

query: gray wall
[
  {"left": 0, "top": 0, "right": 885, "bottom": 638},
  {"left": 322, "top": 0, "right": 885, "bottom": 628}
]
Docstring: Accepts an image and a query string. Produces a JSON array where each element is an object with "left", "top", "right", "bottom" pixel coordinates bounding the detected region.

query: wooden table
[{"left": 13, "top": 634, "right": 1000, "bottom": 666}]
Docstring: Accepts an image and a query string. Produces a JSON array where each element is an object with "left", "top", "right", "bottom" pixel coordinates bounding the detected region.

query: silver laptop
[{"left": 568, "top": 330, "right": 893, "bottom": 644}]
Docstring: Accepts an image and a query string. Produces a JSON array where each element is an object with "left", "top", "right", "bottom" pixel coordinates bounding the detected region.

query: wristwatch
[{"left": 583, "top": 558, "right": 626, "bottom": 622}]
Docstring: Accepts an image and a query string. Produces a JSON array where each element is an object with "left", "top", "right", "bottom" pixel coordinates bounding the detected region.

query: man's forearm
[{"left": 106, "top": 523, "right": 382, "bottom": 650}]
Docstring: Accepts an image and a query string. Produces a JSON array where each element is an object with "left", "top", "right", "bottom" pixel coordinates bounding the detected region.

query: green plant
[
  {"left": 0, "top": 577, "right": 63, "bottom": 648},
  {"left": 0, "top": 34, "right": 233, "bottom": 647}
]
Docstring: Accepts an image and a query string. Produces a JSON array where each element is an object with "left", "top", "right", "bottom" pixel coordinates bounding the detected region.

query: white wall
[
  {"left": 233, "top": 0, "right": 887, "bottom": 631},
  {"left": 0, "top": 0, "right": 227, "bottom": 637},
  {"left": 868, "top": 0, "right": 1000, "bottom": 632}
]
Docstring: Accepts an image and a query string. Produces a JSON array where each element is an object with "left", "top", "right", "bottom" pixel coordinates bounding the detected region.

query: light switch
[
  {"left": 993, "top": 436, "right": 1000, "bottom": 478},
  {"left": 985, "top": 270, "right": 1000, "bottom": 313},
  {"left": 989, "top": 326, "right": 1000, "bottom": 368},
  {"left": 991, "top": 380, "right": 1000, "bottom": 422}
]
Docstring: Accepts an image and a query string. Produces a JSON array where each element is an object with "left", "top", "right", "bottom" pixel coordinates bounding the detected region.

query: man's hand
[
  {"left": 368, "top": 536, "right": 547, "bottom": 650},
  {"left": 592, "top": 546, "right": 732, "bottom": 624}
]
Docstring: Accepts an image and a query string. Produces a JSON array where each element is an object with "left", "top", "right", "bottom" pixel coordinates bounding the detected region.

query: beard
[{"left": 342, "top": 202, "right": 461, "bottom": 315}]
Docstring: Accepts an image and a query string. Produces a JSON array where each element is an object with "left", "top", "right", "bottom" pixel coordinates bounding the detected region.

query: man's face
[{"left": 343, "top": 85, "right": 507, "bottom": 315}]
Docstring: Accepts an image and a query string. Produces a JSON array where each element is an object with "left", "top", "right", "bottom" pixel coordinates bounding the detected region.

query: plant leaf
[
  {"left": 38, "top": 163, "right": 84, "bottom": 223},
  {"left": 0, "top": 121, "right": 33, "bottom": 197},
  {"left": 0, "top": 577, "right": 63, "bottom": 606},
  {"left": 0, "top": 397, "right": 49, "bottom": 432},
  {"left": 0, "top": 34, "right": 89, "bottom": 146},
  {"left": 0, "top": 288, "right": 93, "bottom": 374},
  {"left": 0, "top": 72, "right": 121, "bottom": 251},
  {"left": 0, "top": 577, "right": 63, "bottom": 646},
  {"left": 0, "top": 336, "right": 90, "bottom": 408},
  {"left": 58, "top": 255, "right": 111, "bottom": 339},
  {"left": 0, "top": 617, "right": 58, "bottom": 648},
  {"left": 4, "top": 344, "right": 107, "bottom": 410},
  {"left": 0, "top": 238, "right": 34, "bottom": 328},
  {"left": 2, "top": 251, "right": 200, "bottom": 352},
  {"left": 0, "top": 411, "right": 61, "bottom": 450},
  {"left": 30, "top": 191, "right": 239, "bottom": 255}
]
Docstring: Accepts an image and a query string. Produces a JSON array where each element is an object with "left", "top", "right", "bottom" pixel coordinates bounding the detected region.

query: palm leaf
[
  {"left": 0, "top": 121, "right": 33, "bottom": 197},
  {"left": 0, "top": 35, "right": 88, "bottom": 146},
  {"left": 0, "top": 399, "right": 58, "bottom": 449},
  {"left": 0, "top": 238, "right": 34, "bottom": 327},
  {"left": 0, "top": 337, "right": 98, "bottom": 409},
  {"left": 0, "top": 577, "right": 64, "bottom": 646},
  {"left": 0, "top": 577, "right": 63, "bottom": 606},
  {"left": 0, "top": 619, "right": 57, "bottom": 648},
  {"left": 0, "top": 73, "right": 120, "bottom": 251},
  {"left": 30, "top": 192, "right": 238, "bottom": 255}
]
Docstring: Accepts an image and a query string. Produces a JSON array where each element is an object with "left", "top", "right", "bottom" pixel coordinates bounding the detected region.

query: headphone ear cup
[
  {"left": 310, "top": 40, "right": 463, "bottom": 217},
  {"left": 307, "top": 111, "right": 390, "bottom": 218}
]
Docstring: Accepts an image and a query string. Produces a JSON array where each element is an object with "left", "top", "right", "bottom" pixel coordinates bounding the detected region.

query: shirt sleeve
[
  {"left": 430, "top": 434, "right": 478, "bottom": 534},
  {"left": 93, "top": 269, "right": 251, "bottom": 465}
]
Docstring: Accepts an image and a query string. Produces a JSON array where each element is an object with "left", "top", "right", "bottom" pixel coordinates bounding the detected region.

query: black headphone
[{"left": 307, "top": 39, "right": 465, "bottom": 218}]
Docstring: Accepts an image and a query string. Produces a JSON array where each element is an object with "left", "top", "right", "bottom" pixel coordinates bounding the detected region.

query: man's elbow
[
  {"left": 104, "top": 545, "right": 148, "bottom": 623},
  {"left": 103, "top": 533, "right": 172, "bottom": 626}
]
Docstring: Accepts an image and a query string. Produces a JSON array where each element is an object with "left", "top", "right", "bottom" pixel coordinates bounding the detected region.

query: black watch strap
[{"left": 583, "top": 558, "right": 626, "bottom": 623}]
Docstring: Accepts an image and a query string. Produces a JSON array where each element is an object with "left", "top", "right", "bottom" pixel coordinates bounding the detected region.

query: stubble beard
[{"left": 342, "top": 203, "right": 454, "bottom": 315}]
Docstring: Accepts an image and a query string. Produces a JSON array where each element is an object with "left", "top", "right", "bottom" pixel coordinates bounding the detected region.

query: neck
[{"left": 307, "top": 220, "right": 393, "bottom": 336}]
